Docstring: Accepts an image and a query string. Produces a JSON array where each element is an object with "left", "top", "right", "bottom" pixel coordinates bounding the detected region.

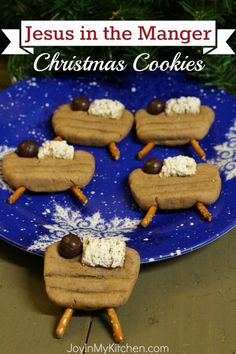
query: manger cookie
[
  {"left": 135, "top": 96, "right": 214, "bottom": 160},
  {"left": 52, "top": 97, "right": 134, "bottom": 160},
  {"left": 3, "top": 139, "right": 95, "bottom": 204},
  {"left": 129, "top": 155, "right": 221, "bottom": 227},
  {"left": 44, "top": 236, "right": 140, "bottom": 342}
]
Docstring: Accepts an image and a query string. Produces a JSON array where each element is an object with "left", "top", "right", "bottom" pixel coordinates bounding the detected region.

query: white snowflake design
[
  {"left": 28, "top": 204, "right": 140, "bottom": 252},
  {"left": 0, "top": 145, "right": 15, "bottom": 190},
  {"left": 208, "top": 120, "right": 236, "bottom": 181}
]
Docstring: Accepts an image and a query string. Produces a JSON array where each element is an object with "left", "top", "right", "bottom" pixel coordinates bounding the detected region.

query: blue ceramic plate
[{"left": 0, "top": 71, "right": 235, "bottom": 263}]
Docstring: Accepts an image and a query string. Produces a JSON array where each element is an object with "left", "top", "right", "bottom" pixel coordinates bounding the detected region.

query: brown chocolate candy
[
  {"left": 146, "top": 99, "right": 165, "bottom": 115},
  {"left": 71, "top": 97, "right": 90, "bottom": 111},
  {"left": 142, "top": 158, "right": 163, "bottom": 174},
  {"left": 17, "top": 140, "right": 38, "bottom": 158},
  {"left": 58, "top": 233, "right": 83, "bottom": 259}
]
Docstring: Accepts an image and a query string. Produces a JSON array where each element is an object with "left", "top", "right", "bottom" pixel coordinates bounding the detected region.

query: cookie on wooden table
[{"left": 44, "top": 235, "right": 140, "bottom": 342}]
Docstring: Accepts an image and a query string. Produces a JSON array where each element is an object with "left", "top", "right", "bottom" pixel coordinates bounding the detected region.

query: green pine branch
[{"left": 1, "top": 0, "right": 235, "bottom": 93}]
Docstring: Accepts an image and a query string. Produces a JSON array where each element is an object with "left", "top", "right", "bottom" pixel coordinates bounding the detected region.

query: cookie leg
[
  {"left": 71, "top": 186, "right": 88, "bottom": 204},
  {"left": 140, "top": 205, "right": 158, "bottom": 227},
  {"left": 137, "top": 142, "right": 155, "bottom": 160},
  {"left": 196, "top": 202, "right": 212, "bottom": 221},
  {"left": 8, "top": 186, "right": 26, "bottom": 204},
  {"left": 106, "top": 308, "right": 124, "bottom": 343},
  {"left": 108, "top": 142, "right": 120, "bottom": 160},
  {"left": 55, "top": 308, "right": 74, "bottom": 339},
  {"left": 54, "top": 136, "right": 63, "bottom": 141},
  {"left": 190, "top": 139, "right": 206, "bottom": 160}
]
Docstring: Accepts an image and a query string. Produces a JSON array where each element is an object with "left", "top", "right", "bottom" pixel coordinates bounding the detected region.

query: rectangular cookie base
[{"left": 44, "top": 242, "right": 140, "bottom": 310}]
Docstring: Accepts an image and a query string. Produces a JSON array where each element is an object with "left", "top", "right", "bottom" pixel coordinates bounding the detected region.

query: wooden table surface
[
  {"left": 0, "top": 229, "right": 236, "bottom": 354},
  {"left": 0, "top": 61, "right": 236, "bottom": 354}
]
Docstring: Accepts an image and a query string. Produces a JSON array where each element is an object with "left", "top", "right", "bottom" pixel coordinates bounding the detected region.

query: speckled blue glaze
[{"left": 0, "top": 71, "right": 235, "bottom": 263}]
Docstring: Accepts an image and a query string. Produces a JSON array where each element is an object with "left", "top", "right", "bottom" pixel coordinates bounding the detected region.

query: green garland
[{"left": 1, "top": 0, "right": 236, "bottom": 93}]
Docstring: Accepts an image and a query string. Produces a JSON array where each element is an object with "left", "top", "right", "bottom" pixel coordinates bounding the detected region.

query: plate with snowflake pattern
[{"left": 0, "top": 71, "right": 235, "bottom": 263}]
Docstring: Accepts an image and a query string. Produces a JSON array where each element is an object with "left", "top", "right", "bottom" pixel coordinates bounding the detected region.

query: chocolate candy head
[
  {"left": 17, "top": 140, "right": 38, "bottom": 158},
  {"left": 71, "top": 96, "right": 90, "bottom": 111},
  {"left": 142, "top": 158, "right": 163, "bottom": 174},
  {"left": 146, "top": 99, "right": 165, "bottom": 115},
  {"left": 59, "top": 233, "right": 83, "bottom": 259}
]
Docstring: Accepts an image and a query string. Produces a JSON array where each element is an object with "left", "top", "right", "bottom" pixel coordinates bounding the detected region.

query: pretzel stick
[
  {"left": 54, "top": 136, "right": 63, "bottom": 141},
  {"left": 190, "top": 139, "right": 206, "bottom": 160},
  {"left": 55, "top": 308, "right": 74, "bottom": 339},
  {"left": 140, "top": 205, "right": 158, "bottom": 227},
  {"left": 108, "top": 142, "right": 120, "bottom": 160},
  {"left": 71, "top": 186, "right": 88, "bottom": 204},
  {"left": 106, "top": 308, "right": 124, "bottom": 343},
  {"left": 196, "top": 202, "right": 212, "bottom": 221},
  {"left": 8, "top": 186, "right": 26, "bottom": 204},
  {"left": 137, "top": 142, "right": 155, "bottom": 160}
]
